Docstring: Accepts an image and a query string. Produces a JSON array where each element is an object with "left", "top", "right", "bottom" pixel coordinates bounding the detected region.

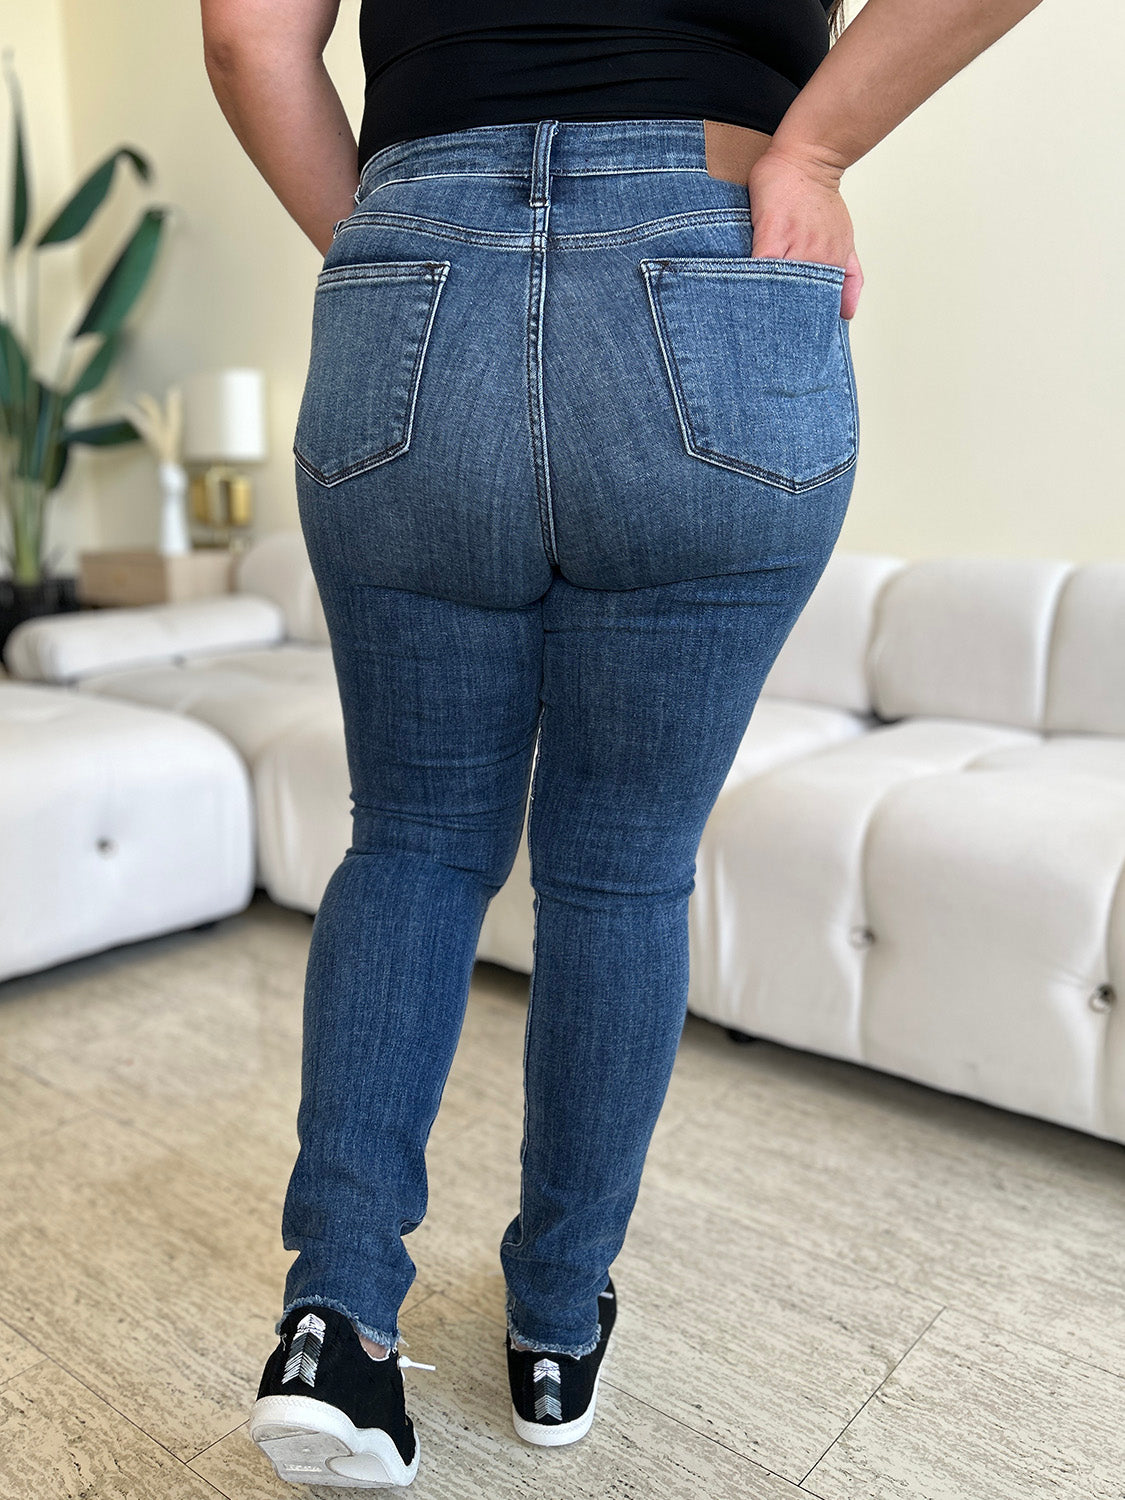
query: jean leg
[
  {"left": 499, "top": 551, "right": 835, "bottom": 1356},
  {"left": 279, "top": 578, "right": 543, "bottom": 1347}
]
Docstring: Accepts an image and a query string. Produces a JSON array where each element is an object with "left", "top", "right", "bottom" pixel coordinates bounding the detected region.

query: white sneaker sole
[
  {"left": 250, "top": 1394, "right": 420, "bottom": 1488},
  {"left": 511, "top": 1362, "right": 604, "bottom": 1447}
]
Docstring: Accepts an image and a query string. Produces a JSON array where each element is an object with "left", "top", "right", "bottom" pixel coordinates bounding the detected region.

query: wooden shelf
[{"left": 78, "top": 549, "right": 234, "bottom": 607}]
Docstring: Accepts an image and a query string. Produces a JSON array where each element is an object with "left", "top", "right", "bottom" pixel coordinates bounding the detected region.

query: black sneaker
[
  {"left": 249, "top": 1304, "right": 432, "bottom": 1488},
  {"left": 505, "top": 1276, "right": 617, "bottom": 1446}
]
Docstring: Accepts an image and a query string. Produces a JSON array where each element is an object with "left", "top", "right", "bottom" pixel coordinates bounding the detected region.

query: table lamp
[{"left": 181, "top": 368, "right": 268, "bottom": 549}]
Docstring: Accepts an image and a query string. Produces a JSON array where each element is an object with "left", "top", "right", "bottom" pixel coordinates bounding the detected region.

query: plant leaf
[
  {"left": 36, "top": 147, "right": 150, "bottom": 247},
  {"left": 29, "top": 379, "right": 64, "bottom": 479},
  {"left": 0, "top": 318, "right": 31, "bottom": 407},
  {"left": 64, "top": 417, "right": 139, "bottom": 446},
  {"left": 5, "top": 62, "right": 29, "bottom": 250},
  {"left": 72, "top": 206, "right": 168, "bottom": 338},
  {"left": 63, "top": 331, "right": 120, "bottom": 408},
  {"left": 43, "top": 434, "right": 69, "bottom": 490}
]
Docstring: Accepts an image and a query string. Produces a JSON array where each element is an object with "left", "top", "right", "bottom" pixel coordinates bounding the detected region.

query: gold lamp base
[{"left": 188, "top": 463, "right": 255, "bottom": 550}]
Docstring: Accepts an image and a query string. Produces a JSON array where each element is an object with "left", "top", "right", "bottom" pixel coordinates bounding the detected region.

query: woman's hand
[{"left": 746, "top": 146, "right": 863, "bottom": 320}]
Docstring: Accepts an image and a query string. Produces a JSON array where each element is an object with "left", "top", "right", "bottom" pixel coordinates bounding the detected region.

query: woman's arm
[
  {"left": 751, "top": 0, "right": 1047, "bottom": 316},
  {"left": 200, "top": 0, "right": 358, "bottom": 256}
]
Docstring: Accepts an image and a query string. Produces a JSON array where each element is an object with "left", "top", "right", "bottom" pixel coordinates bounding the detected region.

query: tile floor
[{"left": 0, "top": 892, "right": 1122, "bottom": 1499}]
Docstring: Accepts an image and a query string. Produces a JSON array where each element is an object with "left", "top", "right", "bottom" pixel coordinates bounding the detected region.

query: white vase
[{"left": 157, "top": 460, "right": 191, "bottom": 556}]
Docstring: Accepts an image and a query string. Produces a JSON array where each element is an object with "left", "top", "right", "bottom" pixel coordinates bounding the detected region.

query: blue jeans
[{"left": 278, "top": 119, "right": 859, "bottom": 1358}]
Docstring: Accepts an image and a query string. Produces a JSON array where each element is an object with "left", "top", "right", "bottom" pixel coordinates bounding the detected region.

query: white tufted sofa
[
  {"left": 0, "top": 682, "right": 255, "bottom": 982},
  {"left": 5, "top": 534, "right": 1125, "bottom": 1144}
]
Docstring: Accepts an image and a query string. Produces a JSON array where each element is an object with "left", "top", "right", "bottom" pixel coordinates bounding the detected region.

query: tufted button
[
  {"left": 1089, "top": 984, "right": 1116, "bottom": 1013},
  {"left": 848, "top": 925, "right": 876, "bottom": 949},
  {"left": 96, "top": 837, "right": 117, "bottom": 856}
]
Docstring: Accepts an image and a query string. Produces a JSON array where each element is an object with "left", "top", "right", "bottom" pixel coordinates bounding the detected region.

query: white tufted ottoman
[{"left": 0, "top": 682, "right": 255, "bottom": 983}]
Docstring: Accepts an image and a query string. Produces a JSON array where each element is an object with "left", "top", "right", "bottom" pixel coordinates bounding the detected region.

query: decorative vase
[{"left": 157, "top": 460, "right": 191, "bottom": 556}]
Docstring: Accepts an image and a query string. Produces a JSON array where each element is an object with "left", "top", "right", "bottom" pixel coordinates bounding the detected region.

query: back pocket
[
  {"left": 639, "top": 257, "right": 857, "bottom": 493},
  {"left": 294, "top": 260, "right": 451, "bottom": 485}
]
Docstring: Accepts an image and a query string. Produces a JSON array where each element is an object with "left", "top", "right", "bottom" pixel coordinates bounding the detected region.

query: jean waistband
[{"left": 357, "top": 118, "right": 713, "bottom": 201}]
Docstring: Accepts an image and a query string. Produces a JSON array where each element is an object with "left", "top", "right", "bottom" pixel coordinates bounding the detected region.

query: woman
[{"left": 202, "top": 0, "right": 1042, "bottom": 1486}]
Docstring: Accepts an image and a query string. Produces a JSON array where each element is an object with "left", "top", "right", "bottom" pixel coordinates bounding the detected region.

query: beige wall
[
  {"left": 0, "top": 0, "right": 97, "bottom": 568},
  {"left": 55, "top": 0, "right": 365, "bottom": 555},
  {"left": 838, "top": 0, "right": 1124, "bottom": 561},
  {"left": 12, "top": 0, "right": 1122, "bottom": 567}
]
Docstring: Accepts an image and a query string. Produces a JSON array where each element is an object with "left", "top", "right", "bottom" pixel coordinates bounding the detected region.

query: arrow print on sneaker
[{"left": 531, "top": 1358, "right": 563, "bottom": 1420}]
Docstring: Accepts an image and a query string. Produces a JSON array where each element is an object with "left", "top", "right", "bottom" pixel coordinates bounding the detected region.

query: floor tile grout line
[
  {"left": 409, "top": 1282, "right": 825, "bottom": 1493},
  {"left": 1, "top": 1054, "right": 246, "bottom": 1171},
  {"left": 185, "top": 1419, "right": 254, "bottom": 1467},
  {"left": 0, "top": 1354, "right": 49, "bottom": 1390},
  {"left": 162, "top": 1456, "right": 232, "bottom": 1499},
  {"left": 418, "top": 1280, "right": 512, "bottom": 1332},
  {"left": 636, "top": 1173, "right": 1125, "bottom": 1388},
  {"left": 179, "top": 1468, "right": 232, "bottom": 1499},
  {"left": 643, "top": 1175, "right": 946, "bottom": 1317},
  {"left": 3, "top": 1050, "right": 97, "bottom": 1088},
  {"left": 0, "top": 1292, "right": 276, "bottom": 1482},
  {"left": 0, "top": 1314, "right": 67, "bottom": 1370},
  {"left": 1, "top": 1343, "right": 233, "bottom": 1487},
  {"left": 796, "top": 1304, "right": 947, "bottom": 1490},
  {"left": 596, "top": 1375, "right": 814, "bottom": 1492},
  {"left": 651, "top": 1072, "right": 753, "bottom": 1146},
  {"left": 926, "top": 1305, "right": 1125, "bottom": 1390}
]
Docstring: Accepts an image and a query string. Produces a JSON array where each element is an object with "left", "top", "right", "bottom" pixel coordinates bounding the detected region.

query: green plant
[{"left": 0, "top": 50, "right": 168, "bottom": 586}]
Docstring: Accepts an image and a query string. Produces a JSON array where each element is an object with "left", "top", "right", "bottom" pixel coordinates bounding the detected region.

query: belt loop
[{"left": 529, "top": 119, "right": 559, "bottom": 208}]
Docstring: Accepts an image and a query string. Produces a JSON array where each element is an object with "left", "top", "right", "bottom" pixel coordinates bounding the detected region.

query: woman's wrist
[{"left": 750, "top": 136, "right": 848, "bottom": 194}]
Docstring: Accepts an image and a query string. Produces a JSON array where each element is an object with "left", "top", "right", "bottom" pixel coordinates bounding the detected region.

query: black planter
[{"left": 0, "top": 574, "right": 82, "bottom": 658}]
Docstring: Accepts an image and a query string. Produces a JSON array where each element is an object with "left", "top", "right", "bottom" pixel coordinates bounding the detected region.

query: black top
[{"left": 356, "top": 2, "right": 834, "bottom": 174}]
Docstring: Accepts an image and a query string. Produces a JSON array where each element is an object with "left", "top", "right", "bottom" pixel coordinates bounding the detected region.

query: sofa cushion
[
  {"left": 868, "top": 557, "right": 1072, "bottom": 729},
  {"left": 235, "top": 531, "right": 329, "bottom": 645},
  {"left": 690, "top": 715, "right": 1125, "bottom": 1140},
  {"left": 862, "top": 731, "right": 1125, "bottom": 1136},
  {"left": 3, "top": 594, "right": 286, "bottom": 683},
  {"left": 762, "top": 551, "right": 903, "bottom": 715},
  {"left": 687, "top": 717, "right": 1037, "bottom": 1056},
  {"left": 77, "top": 644, "right": 340, "bottom": 767},
  {"left": 722, "top": 697, "right": 869, "bottom": 792},
  {"left": 1044, "top": 562, "right": 1125, "bottom": 736},
  {"left": 0, "top": 683, "right": 254, "bottom": 982},
  {"left": 254, "top": 719, "right": 350, "bottom": 913}
]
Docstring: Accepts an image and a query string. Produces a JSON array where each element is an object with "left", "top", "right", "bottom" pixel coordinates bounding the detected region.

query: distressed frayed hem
[
  {"left": 276, "top": 1295, "right": 400, "bottom": 1351},
  {"left": 506, "top": 1318, "right": 600, "bottom": 1359}
]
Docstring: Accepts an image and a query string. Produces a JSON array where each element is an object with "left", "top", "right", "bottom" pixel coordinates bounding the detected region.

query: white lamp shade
[{"left": 181, "top": 368, "right": 267, "bottom": 464}]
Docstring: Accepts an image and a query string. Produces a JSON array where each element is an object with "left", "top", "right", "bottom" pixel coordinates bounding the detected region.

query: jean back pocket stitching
[
  {"left": 638, "top": 257, "right": 857, "bottom": 493},
  {"left": 294, "top": 261, "right": 451, "bottom": 486}
]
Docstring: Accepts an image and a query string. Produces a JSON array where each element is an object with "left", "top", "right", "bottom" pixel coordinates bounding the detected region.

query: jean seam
[
  {"left": 525, "top": 157, "right": 559, "bottom": 566},
  {"left": 501, "top": 704, "right": 544, "bottom": 1325},
  {"left": 337, "top": 207, "right": 753, "bottom": 252}
]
